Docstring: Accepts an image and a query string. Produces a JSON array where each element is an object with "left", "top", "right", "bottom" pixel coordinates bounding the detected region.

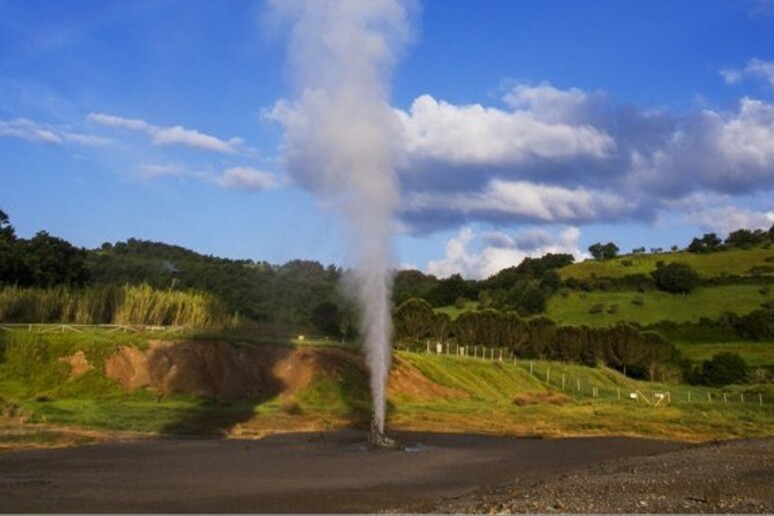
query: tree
[
  {"left": 588, "top": 242, "right": 619, "bottom": 260},
  {"left": 311, "top": 302, "right": 343, "bottom": 337},
  {"left": 23, "top": 231, "right": 90, "bottom": 287},
  {"left": 687, "top": 233, "right": 721, "bottom": 253},
  {"left": 698, "top": 352, "right": 748, "bottom": 387},
  {"left": 651, "top": 262, "right": 699, "bottom": 294},
  {"left": 725, "top": 228, "right": 766, "bottom": 248},
  {"left": 0, "top": 208, "right": 28, "bottom": 285},
  {"left": 393, "top": 298, "right": 435, "bottom": 341}
]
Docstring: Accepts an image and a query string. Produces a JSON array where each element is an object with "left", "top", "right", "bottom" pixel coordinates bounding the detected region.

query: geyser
[{"left": 268, "top": 0, "right": 413, "bottom": 436}]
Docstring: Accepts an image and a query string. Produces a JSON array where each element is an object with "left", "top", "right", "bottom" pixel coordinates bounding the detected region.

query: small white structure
[{"left": 436, "top": 342, "right": 443, "bottom": 354}]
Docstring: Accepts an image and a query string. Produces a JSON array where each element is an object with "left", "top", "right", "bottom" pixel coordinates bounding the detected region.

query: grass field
[
  {"left": 560, "top": 247, "right": 774, "bottom": 280},
  {"left": 546, "top": 284, "right": 773, "bottom": 326},
  {"left": 674, "top": 341, "right": 774, "bottom": 367}
]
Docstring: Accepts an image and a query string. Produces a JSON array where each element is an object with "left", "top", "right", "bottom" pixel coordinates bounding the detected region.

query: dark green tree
[
  {"left": 311, "top": 301, "right": 343, "bottom": 338},
  {"left": 651, "top": 262, "right": 699, "bottom": 294},
  {"left": 393, "top": 298, "right": 435, "bottom": 341},
  {"left": 698, "top": 352, "right": 748, "bottom": 386},
  {"left": 23, "top": 231, "right": 90, "bottom": 287}
]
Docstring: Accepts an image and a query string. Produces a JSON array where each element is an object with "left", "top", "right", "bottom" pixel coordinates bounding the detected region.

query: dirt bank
[{"left": 0, "top": 431, "right": 680, "bottom": 513}]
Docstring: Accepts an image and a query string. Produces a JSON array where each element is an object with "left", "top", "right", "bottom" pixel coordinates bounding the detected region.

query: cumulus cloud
[
  {"left": 87, "top": 112, "right": 242, "bottom": 153},
  {"left": 215, "top": 167, "right": 278, "bottom": 191},
  {"left": 688, "top": 204, "right": 774, "bottom": 237},
  {"left": 396, "top": 93, "right": 614, "bottom": 167},
  {"left": 427, "top": 225, "right": 585, "bottom": 279},
  {"left": 390, "top": 80, "right": 774, "bottom": 235}
]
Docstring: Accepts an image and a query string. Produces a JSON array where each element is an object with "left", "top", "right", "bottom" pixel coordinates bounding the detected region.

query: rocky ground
[{"left": 425, "top": 437, "right": 774, "bottom": 513}]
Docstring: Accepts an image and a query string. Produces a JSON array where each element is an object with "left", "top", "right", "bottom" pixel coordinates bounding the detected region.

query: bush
[
  {"left": 652, "top": 262, "right": 699, "bottom": 294},
  {"left": 697, "top": 352, "right": 748, "bottom": 387},
  {"left": 588, "top": 303, "right": 604, "bottom": 315}
]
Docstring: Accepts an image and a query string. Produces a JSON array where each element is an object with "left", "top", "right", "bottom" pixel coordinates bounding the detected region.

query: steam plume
[{"left": 268, "top": 0, "right": 413, "bottom": 432}]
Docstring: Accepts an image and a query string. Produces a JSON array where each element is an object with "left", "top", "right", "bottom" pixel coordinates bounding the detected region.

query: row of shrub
[{"left": 0, "top": 284, "right": 238, "bottom": 331}]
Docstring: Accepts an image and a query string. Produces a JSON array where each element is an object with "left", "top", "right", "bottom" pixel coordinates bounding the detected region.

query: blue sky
[{"left": 2, "top": 0, "right": 774, "bottom": 279}]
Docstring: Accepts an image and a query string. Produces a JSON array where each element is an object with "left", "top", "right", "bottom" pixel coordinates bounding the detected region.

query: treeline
[
  {"left": 394, "top": 298, "right": 677, "bottom": 381},
  {"left": 0, "top": 209, "right": 352, "bottom": 333},
  {"left": 395, "top": 253, "right": 572, "bottom": 316},
  {"left": 0, "top": 284, "right": 237, "bottom": 331}
]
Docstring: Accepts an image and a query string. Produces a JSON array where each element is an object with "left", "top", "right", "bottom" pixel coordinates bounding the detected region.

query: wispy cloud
[
  {"left": 0, "top": 118, "right": 62, "bottom": 144},
  {"left": 215, "top": 167, "right": 278, "bottom": 191},
  {"left": 0, "top": 117, "right": 110, "bottom": 146},
  {"left": 87, "top": 112, "right": 243, "bottom": 153}
]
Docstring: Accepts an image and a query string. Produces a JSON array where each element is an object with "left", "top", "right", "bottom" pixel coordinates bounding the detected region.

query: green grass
[
  {"left": 561, "top": 247, "right": 774, "bottom": 280},
  {"left": 546, "top": 284, "right": 773, "bottom": 326},
  {"left": 675, "top": 341, "right": 774, "bottom": 367}
]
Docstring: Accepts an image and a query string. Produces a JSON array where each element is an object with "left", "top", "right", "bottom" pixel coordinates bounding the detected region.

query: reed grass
[{"left": 0, "top": 284, "right": 238, "bottom": 331}]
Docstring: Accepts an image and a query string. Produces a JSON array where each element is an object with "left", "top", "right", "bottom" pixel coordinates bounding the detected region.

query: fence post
[
  {"left": 741, "top": 393, "right": 745, "bottom": 404},
  {"left": 617, "top": 387, "right": 621, "bottom": 400},
  {"left": 530, "top": 361, "right": 534, "bottom": 375},
  {"left": 577, "top": 378, "right": 581, "bottom": 392},
  {"left": 708, "top": 392, "right": 712, "bottom": 402},
  {"left": 723, "top": 393, "right": 728, "bottom": 403},
  {"left": 760, "top": 393, "right": 764, "bottom": 406},
  {"left": 562, "top": 373, "right": 566, "bottom": 391},
  {"left": 546, "top": 368, "right": 551, "bottom": 385},
  {"left": 688, "top": 392, "right": 691, "bottom": 403}
]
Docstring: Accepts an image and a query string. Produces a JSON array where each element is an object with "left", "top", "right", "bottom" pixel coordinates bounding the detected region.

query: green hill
[
  {"left": 561, "top": 247, "right": 774, "bottom": 280},
  {"left": 546, "top": 284, "right": 773, "bottom": 326}
]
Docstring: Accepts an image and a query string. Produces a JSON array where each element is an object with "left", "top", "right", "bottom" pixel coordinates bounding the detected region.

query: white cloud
[
  {"left": 134, "top": 163, "right": 186, "bottom": 180},
  {"left": 87, "top": 112, "right": 242, "bottom": 153},
  {"left": 396, "top": 93, "right": 615, "bottom": 167},
  {"left": 405, "top": 179, "right": 633, "bottom": 224},
  {"left": 62, "top": 132, "right": 112, "bottom": 146},
  {"left": 688, "top": 204, "right": 774, "bottom": 237},
  {"left": 427, "top": 226, "right": 585, "bottom": 280},
  {"left": 0, "top": 118, "right": 62, "bottom": 144},
  {"left": 721, "top": 58, "right": 774, "bottom": 89},
  {"left": 0, "top": 117, "right": 113, "bottom": 147},
  {"left": 215, "top": 167, "right": 278, "bottom": 191}
]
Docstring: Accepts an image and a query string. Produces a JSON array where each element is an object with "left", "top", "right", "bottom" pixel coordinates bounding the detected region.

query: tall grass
[{"left": 0, "top": 284, "right": 238, "bottom": 331}]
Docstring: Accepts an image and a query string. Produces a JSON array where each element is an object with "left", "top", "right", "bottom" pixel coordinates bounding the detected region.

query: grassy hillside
[
  {"left": 2, "top": 332, "right": 774, "bottom": 448},
  {"left": 546, "top": 284, "right": 773, "bottom": 326},
  {"left": 560, "top": 247, "right": 774, "bottom": 280}
]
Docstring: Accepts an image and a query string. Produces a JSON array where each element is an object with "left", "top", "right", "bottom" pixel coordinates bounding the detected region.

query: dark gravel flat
[
  {"left": 426, "top": 437, "right": 774, "bottom": 514},
  {"left": 0, "top": 430, "right": 680, "bottom": 513}
]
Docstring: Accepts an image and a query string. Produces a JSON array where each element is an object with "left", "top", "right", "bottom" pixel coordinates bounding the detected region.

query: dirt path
[{"left": 0, "top": 430, "right": 680, "bottom": 513}]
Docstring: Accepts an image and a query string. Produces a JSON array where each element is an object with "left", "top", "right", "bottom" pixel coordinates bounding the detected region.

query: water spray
[{"left": 268, "top": 0, "right": 413, "bottom": 442}]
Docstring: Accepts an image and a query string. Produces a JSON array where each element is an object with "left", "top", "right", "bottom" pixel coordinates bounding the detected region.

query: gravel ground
[{"left": 425, "top": 438, "right": 774, "bottom": 514}]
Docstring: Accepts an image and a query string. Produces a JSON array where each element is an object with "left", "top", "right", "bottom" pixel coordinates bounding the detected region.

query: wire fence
[
  {"left": 0, "top": 323, "right": 186, "bottom": 334},
  {"left": 399, "top": 341, "right": 774, "bottom": 409}
]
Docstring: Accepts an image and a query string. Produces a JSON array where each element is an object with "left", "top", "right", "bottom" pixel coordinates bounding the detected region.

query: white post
[
  {"left": 562, "top": 374, "right": 566, "bottom": 391},
  {"left": 577, "top": 378, "right": 581, "bottom": 392},
  {"left": 546, "top": 368, "right": 551, "bottom": 385}
]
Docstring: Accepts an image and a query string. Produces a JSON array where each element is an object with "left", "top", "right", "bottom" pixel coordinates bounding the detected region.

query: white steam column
[{"left": 267, "top": 1, "right": 413, "bottom": 440}]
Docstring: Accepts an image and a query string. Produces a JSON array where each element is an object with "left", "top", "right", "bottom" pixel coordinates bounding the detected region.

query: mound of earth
[{"left": 103, "top": 342, "right": 366, "bottom": 401}]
